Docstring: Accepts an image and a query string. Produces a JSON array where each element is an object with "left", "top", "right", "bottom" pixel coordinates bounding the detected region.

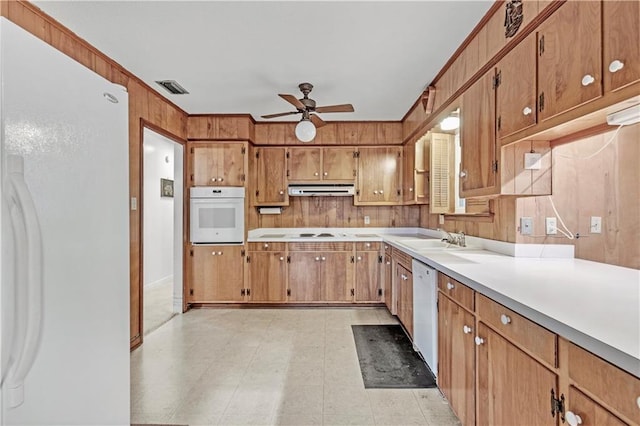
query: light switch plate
[
  {"left": 524, "top": 152, "right": 542, "bottom": 170},
  {"left": 520, "top": 217, "right": 533, "bottom": 235},
  {"left": 131, "top": 197, "right": 138, "bottom": 211},
  {"left": 364, "top": 215, "right": 370, "bottom": 225},
  {"left": 590, "top": 216, "right": 602, "bottom": 233}
]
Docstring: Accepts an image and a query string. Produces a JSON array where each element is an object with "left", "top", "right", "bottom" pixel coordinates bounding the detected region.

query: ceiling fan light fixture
[{"left": 295, "top": 118, "right": 316, "bottom": 143}]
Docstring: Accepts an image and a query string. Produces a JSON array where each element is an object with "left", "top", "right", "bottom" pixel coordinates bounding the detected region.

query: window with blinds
[{"left": 429, "top": 132, "right": 455, "bottom": 214}]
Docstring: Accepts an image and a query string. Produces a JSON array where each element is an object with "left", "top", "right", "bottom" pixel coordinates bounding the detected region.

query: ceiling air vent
[{"left": 155, "top": 80, "right": 189, "bottom": 95}]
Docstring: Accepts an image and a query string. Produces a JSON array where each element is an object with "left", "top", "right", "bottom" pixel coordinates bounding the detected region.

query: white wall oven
[{"left": 190, "top": 187, "right": 245, "bottom": 244}]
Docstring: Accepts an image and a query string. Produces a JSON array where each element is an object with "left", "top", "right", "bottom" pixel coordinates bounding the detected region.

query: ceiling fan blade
[
  {"left": 279, "top": 94, "right": 305, "bottom": 110},
  {"left": 309, "top": 114, "right": 327, "bottom": 128},
  {"left": 315, "top": 104, "right": 354, "bottom": 113},
  {"left": 261, "top": 111, "right": 299, "bottom": 119}
]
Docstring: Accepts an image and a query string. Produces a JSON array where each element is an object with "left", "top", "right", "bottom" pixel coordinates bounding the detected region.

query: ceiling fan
[{"left": 261, "top": 82, "right": 355, "bottom": 142}]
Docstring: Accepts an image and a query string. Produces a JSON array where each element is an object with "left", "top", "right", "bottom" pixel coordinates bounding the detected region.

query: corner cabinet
[
  {"left": 355, "top": 146, "right": 402, "bottom": 205},
  {"left": 187, "top": 245, "right": 245, "bottom": 303},
  {"left": 189, "top": 142, "right": 247, "bottom": 186},
  {"left": 251, "top": 146, "right": 288, "bottom": 206}
]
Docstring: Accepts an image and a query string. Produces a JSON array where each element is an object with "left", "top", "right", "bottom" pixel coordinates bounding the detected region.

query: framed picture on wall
[{"left": 161, "top": 178, "right": 174, "bottom": 197}]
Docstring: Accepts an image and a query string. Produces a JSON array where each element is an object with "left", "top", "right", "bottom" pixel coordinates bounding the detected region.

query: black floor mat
[{"left": 352, "top": 324, "right": 436, "bottom": 389}]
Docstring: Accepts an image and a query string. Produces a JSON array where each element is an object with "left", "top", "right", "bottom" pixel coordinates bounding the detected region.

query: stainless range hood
[{"left": 288, "top": 183, "right": 355, "bottom": 197}]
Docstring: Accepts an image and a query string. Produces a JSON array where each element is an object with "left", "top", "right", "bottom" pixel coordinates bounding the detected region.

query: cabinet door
[
  {"left": 396, "top": 264, "right": 413, "bottom": 338},
  {"left": 538, "top": 0, "right": 602, "bottom": 121},
  {"left": 403, "top": 143, "right": 416, "bottom": 204},
  {"left": 565, "top": 387, "right": 626, "bottom": 426},
  {"left": 322, "top": 147, "right": 356, "bottom": 181},
  {"left": 247, "top": 251, "right": 286, "bottom": 302},
  {"left": 438, "top": 294, "right": 476, "bottom": 426},
  {"left": 603, "top": 0, "right": 640, "bottom": 92},
  {"left": 383, "top": 254, "right": 393, "bottom": 312},
  {"left": 287, "top": 252, "right": 322, "bottom": 301},
  {"left": 497, "top": 33, "right": 537, "bottom": 139},
  {"left": 476, "top": 323, "right": 558, "bottom": 426},
  {"left": 254, "top": 147, "right": 288, "bottom": 206},
  {"left": 323, "top": 252, "right": 353, "bottom": 302},
  {"left": 188, "top": 245, "right": 245, "bottom": 302},
  {"left": 288, "top": 147, "right": 321, "bottom": 181},
  {"left": 461, "top": 69, "right": 498, "bottom": 197},
  {"left": 355, "top": 251, "right": 381, "bottom": 302},
  {"left": 191, "top": 146, "right": 220, "bottom": 186},
  {"left": 414, "top": 137, "right": 429, "bottom": 204},
  {"left": 356, "top": 147, "right": 402, "bottom": 204},
  {"left": 218, "top": 143, "right": 246, "bottom": 186}
]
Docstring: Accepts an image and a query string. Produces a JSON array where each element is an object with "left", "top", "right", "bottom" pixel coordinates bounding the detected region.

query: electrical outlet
[
  {"left": 520, "top": 217, "right": 533, "bottom": 235},
  {"left": 130, "top": 197, "right": 137, "bottom": 211},
  {"left": 364, "top": 215, "right": 370, "bottom": 225},
  {"left": 439, "top": 214, "right": 445, "bottom": 225},
  {"left": 545, "top": 217, "right": 557, "bottom": 235},
  {"left": 590, "top": 216, "right": 602, "bottom": 233},
  {"left": 524, "top": 153, "right": 542, "bottom": 170}
]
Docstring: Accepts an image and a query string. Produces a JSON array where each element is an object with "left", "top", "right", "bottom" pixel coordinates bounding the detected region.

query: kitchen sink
[
  {"left": 400, "top": 239, "right": 463, "bottom": 250},
  {"left": 297, "top": 233, "right": 335, "bottom": 238}
]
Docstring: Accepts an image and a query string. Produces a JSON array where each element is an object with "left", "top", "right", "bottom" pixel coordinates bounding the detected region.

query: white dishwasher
[{"left": 412, "top": 259, "right": 438, "bottom": 376}]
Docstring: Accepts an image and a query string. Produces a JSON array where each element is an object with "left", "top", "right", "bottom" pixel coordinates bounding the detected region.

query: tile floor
[
  {"left": 143, "top": 279, "right": 176, "bottom": 335},
  {"left": 131, "top": 308, "right": 461, "bottom": 426}
]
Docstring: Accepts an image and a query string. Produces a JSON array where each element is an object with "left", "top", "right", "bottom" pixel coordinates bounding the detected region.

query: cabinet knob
[
  {"left": 500, "top": 314, "right": 512, "bottom": 325},
  {"left": 459, "top": 170, "right": 467, "bottom": 178},
  {"left": 474, "top": 336, "right": 485, "bottom": 346},
  {"left": 565, "top": 411, "right": 583, "bottom": 426},
  {"left": 379, "top": 190, "right": 384, "bottom": 194},
  {"left": 323, "top": 172, "right": 328, "bottom": 176},
  {"left": 315, "top": 257, "right": 320, "bottom": 261},
  {"left": 279, "top": 190, "right": 284, "bottom": 195},
  {"left": 321, "top": 256, "right": 326, "bottom": 261},
  {"left": 314, "top": 172, "right": 319, "bottom": 176},
  {"left": 609, "top": 59, "right": 625, "bottom": 73},
  {"left": 446, "top": 282, "right": 455, "bottom": 290},
  {"left": 409, "top": 187, "right": 413, "bottom": 192},
  {"left": 264, "top": 243, "right": 269, "bottom": 248},
  {"left": 365, "top": 243, "right": 371, "bottom": 248},
  {"left": 357, "top": 256, "right": 362, "bottom": 261},
  {"left": 386, "top": 261, "right": 391, "bottom": 265},
  {"left": 373, "top": 190, "right": 378, "bottom": 194},
  {"left": 463, "top": 325, "right": 472, "bottom": 334},
  {"left": 218, "top": 251, "right": 223, "bottom": 255},
  {"left": 522, "top": 106, "right": 532, "bottom": 116},
  {"left": 279, "top": 256, "right": 284, "bottom": 261},
  {"left": 211, "top": 178, "right": 217, "bottom": 182},
  {"left": 219, "top": 177, "right": 224, "bottom": 182},
  {"left": 581, "top": 74, "right": 595, "bottom": 86},
  {"left": 211, "top": 252, "right": 217, "bottom": 256},
  {"left": 401, "top": 274, "right": 408, "bottom": 281}
]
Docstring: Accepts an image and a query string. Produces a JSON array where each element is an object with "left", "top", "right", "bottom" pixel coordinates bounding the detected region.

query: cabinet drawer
[
  {"left": 477, "top": 294, "right": 556, "bottom": 366},
  {"left": 247, "top": 242, "right": 286, "bottom": 251},
  {"left": 356, "top": 241, "right": 380, "bottom": 251},
  {"left": 438, "top": 274, "right": 474, "bottom": 311},
  {"left": 392, "top": 247, "right": 412, "bottom": 270},
  {"left": 568, "top": 342, "right": 640, "bottom": 424}
]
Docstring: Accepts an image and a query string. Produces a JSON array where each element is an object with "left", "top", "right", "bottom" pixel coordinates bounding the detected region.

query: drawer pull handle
[
  {"left": 500, "top": 314, "right": 512, "bottom": 325},
  {"left": 581, "top": 74, "right": 595, "bottom": 86},
  {"left": 474, "top": 336, "right": 485, "bottom": 346},
  {"left": 522, "top": 106, "right": 532, "bottom": 116},
  {"left": 366, "top": 243, "right": 371, "bottom": 248},
  {"left": 565, "top": 411, "right": 583, "bottom": 426},
  {"left": 446, "top": 282, "right": 455, "bottom": 290},
  {"left": 609, "top": 60, "right": 624, "bottom": 73},
  {"left": 463, "top": 325, "right": 472, "bottom": 334}
]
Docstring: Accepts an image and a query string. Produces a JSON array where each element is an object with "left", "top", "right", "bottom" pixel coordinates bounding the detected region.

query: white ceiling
[{"left": 33, "top": 1, "right": 492, "bottom": 121}]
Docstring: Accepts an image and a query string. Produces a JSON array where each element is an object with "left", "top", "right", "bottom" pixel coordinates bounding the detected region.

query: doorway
[{"left": 142, "top": 127, "right": 184, "bottom": 335}]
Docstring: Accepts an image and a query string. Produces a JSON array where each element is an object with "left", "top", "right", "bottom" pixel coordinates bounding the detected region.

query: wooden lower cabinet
[
  {"left": 187, "top": 245, "right": 245, "bottom": 303},
  {"left": 288, "top": 252, "right": 323, "bottom": 301},
  {"left": 287, "top": 247, "right": 353, "bottom": 302},
  {"left": 476, "top": 323, "right": 558, "bottom": 426},
  {"left": 383, "top": 253, "right": 393, "bottom": 312},
  {"left": 438, "top": 293, "right": 476, "bottom": 426},
  {"left": 354, "top": 246, "right": 382, "bottom": 302},
  {"left": 246, "top": 251, "right": 286, "bottom": 302},
  {"left": 323, "top": 252, "right": 353, "bottom": 302},
  {"left": 565, "top": 387, "right": 626, "bottom": 426},
  {"left": 395, "top": 263, "right": 413, "bottom": 337}
]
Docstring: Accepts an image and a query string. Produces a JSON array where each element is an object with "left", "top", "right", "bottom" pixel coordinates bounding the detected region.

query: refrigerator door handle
[{"left": 4, "top": 155, "right": 44, "bottom": 408}]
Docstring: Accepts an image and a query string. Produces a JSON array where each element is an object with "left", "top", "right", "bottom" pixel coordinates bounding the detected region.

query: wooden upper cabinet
[
  {"left": 288, "top": 147, "right": 356, "bottom": 182},
  {"left": 356, "top": 146, "right": 402, "bottom": 205},
  {"left": 461, "top": 69, "right": 498, "bottom": 198},
  {"left": 252, "top": 147, "right": 288, "bottom": 206},
  {"left": 496, "top": 32, "right": 538, "bottom": 139},
  {"left": 190, "top": 143, "right": 246, "bottom": 187},
  {"left": 537, "top": 0, "right": 602, "bottom": 122},
  {"left": 187, "top": 245, "right": 245, "bottom": 303},
  {"left": 603, "top": 0, "right": 640, "bottom": 93},
  {"left": 402, "top": 143, "right": 416, "bottom": 204}
]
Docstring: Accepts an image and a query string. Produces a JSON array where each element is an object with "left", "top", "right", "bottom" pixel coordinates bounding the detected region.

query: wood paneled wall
[
  {"left": 249, "top": 197, "right": 420, "bottom": 229},
  {"left": 188, "top": 115, "right": 254, "bottom": 140},
  {"left": 517, "top": 124, "right": 640, "bottom": 269},
  {"left": 2, "top": 1, "right": 189, "bottom": 348},
  {"left": 253, "top": 121, "right": 402, "bottom": 145}
]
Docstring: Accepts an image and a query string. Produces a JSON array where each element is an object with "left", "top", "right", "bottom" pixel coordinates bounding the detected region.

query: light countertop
[{"left": 248, "top": 228, "right": 640, "bottom": 377}]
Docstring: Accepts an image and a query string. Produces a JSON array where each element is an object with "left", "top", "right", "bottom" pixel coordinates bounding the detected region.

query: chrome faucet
[
  {"left": 458, "top": 231, "right": 466, "bottom": 247},
  {"left": 437, "top": 228, "right": 466, "bottom": 247}
]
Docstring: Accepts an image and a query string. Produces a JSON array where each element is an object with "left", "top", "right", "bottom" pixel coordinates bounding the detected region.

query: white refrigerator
[{"left": 0, "top": 18, "right": 130, "bottom": 425}]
